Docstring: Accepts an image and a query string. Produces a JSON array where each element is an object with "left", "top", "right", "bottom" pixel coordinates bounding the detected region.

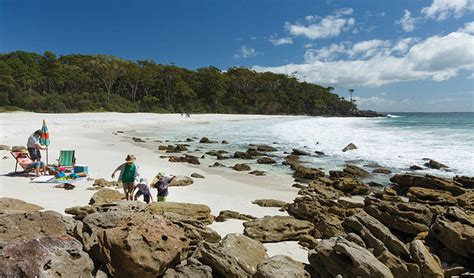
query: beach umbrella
[{"left": 40, "top": 120, "right": 50, "bottom": 165}]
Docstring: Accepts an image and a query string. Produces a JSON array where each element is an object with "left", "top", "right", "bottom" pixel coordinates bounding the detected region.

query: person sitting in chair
[
  {"left": 27, "top": 130, "right": 46, "bottom": 162},
  {"left": 17, "top": 149, "right": 47, "bottom": 177}
]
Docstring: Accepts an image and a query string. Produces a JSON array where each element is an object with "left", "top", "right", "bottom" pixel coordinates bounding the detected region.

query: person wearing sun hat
[
  {"left": 152, "top": 172, "right": 175, "bottom": 202},
  {"left": 111, "top": 154, "right": 140, "bottom": 200},
  {"left": 16, "top": 148, "right": 47, "bottom": 177}
]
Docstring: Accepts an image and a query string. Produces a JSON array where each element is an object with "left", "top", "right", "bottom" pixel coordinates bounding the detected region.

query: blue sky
[{"left": 1, "top": 0, "right": 473, "bottom": 112}]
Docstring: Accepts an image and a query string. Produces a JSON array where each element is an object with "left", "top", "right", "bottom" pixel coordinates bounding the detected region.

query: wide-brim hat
[
  {"left": 19, "top": 149, "right": 29, "bottom": 155},
  {"left": 125, "top": 154, "right": 136, "bottom": 162}
]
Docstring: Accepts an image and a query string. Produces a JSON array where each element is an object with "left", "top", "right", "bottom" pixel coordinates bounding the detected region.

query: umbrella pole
[{"left": 46, "top": 147, "right": 49, "bottom": 166}]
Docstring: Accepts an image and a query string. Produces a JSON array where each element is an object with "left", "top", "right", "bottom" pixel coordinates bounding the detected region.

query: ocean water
[{"left": 140, "top": 113, "right": 474, "bottom": 181}]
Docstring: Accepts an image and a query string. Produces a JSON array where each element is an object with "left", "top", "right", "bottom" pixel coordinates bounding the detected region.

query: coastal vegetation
[{"left": 0, "top": 51, "right": 369, "bottom": 116}]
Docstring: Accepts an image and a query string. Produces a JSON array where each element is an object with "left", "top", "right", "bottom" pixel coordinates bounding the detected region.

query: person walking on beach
[
  {"left": 27, "top": 130, "right": 46, "bottom": 162},
  {"left": 134, "top": 178, "right": 153, "bottom": 204},
  {"left": 152, "top": 172, "right": 175, "bottom": 202},
  {"left": 111, "top": 154, "right": 140, "bottom": 200}
]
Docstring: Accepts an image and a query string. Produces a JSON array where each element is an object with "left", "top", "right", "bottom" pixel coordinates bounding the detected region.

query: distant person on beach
[
  {"left": 27, "top": 130, "right": 46, "bottom": 162},
  {"left": 186, "top": 113, "right": 190, "bottom": 118},
  {"left": 111, "top": 154, "right": 140, "bottom": 200},
  {"left": 134, "top": 178, "right": 153, "bottom": 204},
  {"left": 17, "top": 149, "right": 47, "bottom": 176},
  {"left": 152, "top": 172, "right": 175, "bottom": 202}
]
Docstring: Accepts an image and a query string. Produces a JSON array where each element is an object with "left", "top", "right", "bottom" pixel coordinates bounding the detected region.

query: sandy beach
[{"left": 0, "top": 112, "right": 308, "bottom": 262}]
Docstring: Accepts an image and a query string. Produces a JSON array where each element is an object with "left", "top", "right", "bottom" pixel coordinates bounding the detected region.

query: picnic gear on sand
[
  {"left": 40, "top": 120, "right": 50, "bottom": 164},
  {"left": 73, "top": 164, "right": 89, "bottom": 174},
  {"left": 58, "top": 150, "right": 76, "bottom": 170}
]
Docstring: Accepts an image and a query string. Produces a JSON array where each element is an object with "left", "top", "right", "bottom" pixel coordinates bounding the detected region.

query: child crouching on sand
[
  {"left": 111, "top": 154, "right": 140, "bottom": 200},
  {"left": 134, "top": 178, "right": 153, "bottom": 204},
  {"left": 152, "top": 172, "right": 175, "bottom": 202}
]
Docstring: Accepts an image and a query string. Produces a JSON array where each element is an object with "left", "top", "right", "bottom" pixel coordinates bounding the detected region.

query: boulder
[
  {"left": 409, "top": 240, "right": 444, "bottom": 278},
  {"left": 0, "top": 211, "right": 74, "bottom": 244},
  {"left": 161, "top": 212, "right": 221, "bottom": 245},
  {"left": 220, "top": 233, "right": 268, "bottom": 274},
  {"left": 424, "top": 159, "right": 448, "bottom": 169},
  {"left": 342, "top": 143, "right": 358, "bottom": 152},
  {"left": 364, "top": 197, "right": 433, "bottom": 236},
  {"left": 89, "top": 188, "right": 123, "bottom": 205},
  {"left": 249, "top": 170, "right": 266, "bottom": 176},
  {"left": 97, "top": 213, "right": 189, "bottom": 277},
  {"left": 252, "top": 199, "right": 287, "bottom": 208},
  {"left": 147, "top": 202, "right": 214, "bottom": 224},
  {"left": 332, "top": 178, "right": 370, "bottom": 195},
  {"left": 377, "top": 250, "right": 421, "bottom": 278},
  {"left": 257, "top": 145, "right": 277, "bottom": 152},
  {"left": 308, "top": 180, "right": 343, "bottom": 199},
  {"left": 390, "top": 174, "right": 466, "bottom": 196},
  {"left": 163, "top": 258, "right": 213, "bottom": 278},
  {"left": 243, "top": 216, "right": 313, "bottom": 243},
  {"left": 254, "top": 255, "right": 310, "bottom": 278},
  {"left": 344, "top": 164, "right": 370, "bottom": 178},
  {"left": 191, "top": 173, "right": 205, "bottom": 179},
  {"left": 445, "top": 206, "right": 474, "bottom": 226},
  {"left": 65, "top": 205, "right": 97, "bottom": 220},
  {"left": 410, "top": 165, "right": 424, "bottom": 171},
  {"left": 457, "top": 191, "right": 474, "bottom": 210},
  {"left": 209, "top": 162, "right": 226, "bottom": 168},
  {"left": 257, "top": 157, "right": 276, "bottom": 164},
  {"left": 0, "top": 198, "right": 43, "bottom": 214},
  {"left": 199, "top": 137, "right": 217, "bottom": 143},
  {"left": 132, "top": 136, "right": 146, "bottom": 142},
  {"left": 292, "top": 149, "right": 310, "bottom": 156},
  {"left": 406, "top": 187, "right": 457, "bottom": 206},
  {"left": 428, "top": 216, "right": 474, "bottom": 259},
  {"left": 308, "top": 236, "right": 393, "bottom": 278},
  {"left": 169, "top": 155, "right": 200, "bottom": 165},
  {"left": 293, "top": 165, "right": 325, "bottom": 181},
  {"left": 170, "top": 176, "right": 194, "bottom": 186},
  {"left": 373, "top": 168, "right": 392, "bottom": 174},
  {"left": 247, "top": 148, "right": 265, "bottom": 156},
  {"left": 233, "top": 163, "right": 251, "bottom": 171},
  {"left": 453, "top": 175, "right": 474, "bottom": 189},
  {"left": 234, "top": 151, "right": 253, "bottom": 159},
  {"left": 0, "top": 235, "right": 94, "bottom": 277},
  {"left": 215, "top": 210, "right": 256, "bottom": 222}
]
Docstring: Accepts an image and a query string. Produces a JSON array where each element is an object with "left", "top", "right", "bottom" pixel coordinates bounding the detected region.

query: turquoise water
[{"left": 140, "top": 113, "right": 474, "bottom": 180}]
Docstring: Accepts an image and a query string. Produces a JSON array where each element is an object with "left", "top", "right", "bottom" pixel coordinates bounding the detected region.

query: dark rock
[
  {"left": 390, "top": 174, "right": 466, "bottom": 196},
  {"left": 234, "top": 151, "right": 253, "bottom": 159},
  {"left": 199, "top": 137, "right": 217, "bottom": 143},
  {"left": 233, "top": 163, "right": 251, "bottom": 171},
  {"left": 293, "top": 165, "right": 325, "bottom": 181},
  {"left": 209, "top": 162, "right": 226, "bottom": 168},
  {"left": 191, "top": 173, "right": 205, "bottom": 179},
  {"left": 132, "top": 136, "right": 146, "bottom": 143},
  {"left": 292, "top": 149, "right": 310, "bottom": 156},
  {"left": 454, "top": 175, "right": 474, "bottom": 189},
  {"left": 54, "top": 183, "right": 75, "bottom": 190},
  {"left": 246, "top": 148, "right": 265, "bottom": 156},
  {"left": 342, "top": 143, "right": 358, "bottom": 152},
  {"left": 314, "top": 151, "right": 325, "bottom": 156},
  {"left": 429, "top": 216, "right": 474, "bottom": 259},
  {"left": 373, "top": 168, "right": 392, "bottom": 174},
  {"left": 243, "top": 216, "right": 314, "bottom": 243},
  {"left": 0, "top": 235, "right": 94, "bottom": 277},
  {"left": 424, "top": 159, "right": 448, "bottom": 170},
  {"left": 257, "top": 145, "right": 277, "bottom": 152},
  {"left": 221, "top": 140, "right": 229, "bottom": 144},
  {"left": 249, "top": 170, "right": 266, "bottom": 176},
  {"left": 344, "top": 164, "right": 370, "bottom": 178},
  {"left": 406, "top": 187, "right": 457, "bottom": 206},
  {"left": 409, "top": 240, "right": 444, "bottom": 278},
  {"left": 254, "top": 255, "right": 310, "bottom": 278},
  {"left": 169, "top": 155, "right": 200, "bottom": 165},
  {"left": 65, "top": 205, "right": 97, "bottom": 220},
  {"left": 410, "top": 165, "right": 424, "bottom": 171},
  {"left": 186, "top": 138, "right": 194, "bottom": 142},
  {"left": 215, "top": 210, "right": 256, "bottom": 222},
  {"left": 257, "top": 157, "right": 276, "bottom": 164},
  {"left": 252, "top": 199, "right": 287, "bottom": 207},
  {"left": 332, "top": 178, "right": 370, "bottom": 195}
]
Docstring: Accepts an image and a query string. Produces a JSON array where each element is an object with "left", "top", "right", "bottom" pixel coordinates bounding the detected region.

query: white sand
[{"left": 0, "top": 112, "right": 308, "bottom": 263}]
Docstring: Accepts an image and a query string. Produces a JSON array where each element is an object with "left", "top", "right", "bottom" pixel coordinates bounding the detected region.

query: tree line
[{"left": 0, "top": 51, "right": 362, "bottom": 115}]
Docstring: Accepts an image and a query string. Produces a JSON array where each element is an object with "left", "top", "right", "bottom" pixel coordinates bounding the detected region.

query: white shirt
[{"left": 27, "top": 134, "right": 40, "bottom": 148}]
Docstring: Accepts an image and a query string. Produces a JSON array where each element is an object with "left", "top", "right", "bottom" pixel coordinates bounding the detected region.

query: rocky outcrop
[
  {"left": 234, "top": 151, "right": 253, "bottom": 159},
  {"left": 254, "top": 255, "right": 310, "bottom": 278},
  {"left": 220, "top": 234, "right": 268, "bottom": 274},
  {"left": 169, "top": 154, "right": 201, "bottom": 165},
  {"left": 243, "top": 216, "right": 313, "bottom": 243},
  {"left": 249, "top": 170, "right": 266, "bottom": 176},
  {"left": 233, "top": 163, "right": 251, "bottom": 171},
  {"left": 428, "top": 216, "right": 474, "bottom": 261},
  {"left": 256, "top": 145, "right": 277, "bottom": 152},
  {"left": 0, "top": 198, "right": 43, "bottom": 214},
  {"left": 390, "top": 174, "right": 466, "bottom": 196},
  {"left": 293, "top": 165, "right": 325, "bottom": 181},
  {"left": 0, "top": 235, "right": 94, "bottom": 277},
  {"left": 343, "top": 164, "right": 370, "bottom": 179},
  {"left": 406, "top": 187, "right": 457, "bottom": 206},
  {"left": 409, "top": 240, "right": 444, "bottom": 278},
  {"left": 424, "top": 159, "right": 448, "bottom": 170},
  {"left": 170, "top": 176, "right": 194, "bottom": 186},
  {"left": 89, "top": 188, "right": 123, "bottom": 205},
  {"left": 292, "top": 149, "right": 310, "bottom": 156},
  {"left": 342, "top": 143, "right": 358, "bottom": 152},
  {"left": 308, "top": 236, "right": 393, "bottom": 278},
  {"left": 163, "top": 258, "right": 213, "bottom": 278},
  {"left": 332, "top": 178, "right": 370, "bottom": 195},
  {"left": 454, "top": 175, "right": 474, "bottom": 189},
  {"left": 163, "top": 212, "right": 221, "bottom": 245},
  {"left": 252, "top": 199, "right": 287, "bottom": 207},
  {"left": 147, "top": 202, "right": 214, "bottom": 224},
  {"left": 257, "top": 157, "right": 276, "bottom": 164}
]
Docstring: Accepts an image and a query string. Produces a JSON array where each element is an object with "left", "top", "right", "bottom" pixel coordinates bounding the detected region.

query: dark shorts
[
  {"left": 135, "top": 191, "right": 151, "bottom": 203},
  {"left": 28, "top": 147, "right": 41, "bottom": 161}
]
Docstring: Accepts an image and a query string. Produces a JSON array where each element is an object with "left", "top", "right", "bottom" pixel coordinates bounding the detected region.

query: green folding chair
[{"left": 58, "top": 150, "right": 76, "bottom": 169}]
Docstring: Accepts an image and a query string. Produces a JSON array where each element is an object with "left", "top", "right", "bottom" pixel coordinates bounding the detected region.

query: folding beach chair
[
  {"left": 58, "top": 150, "right": 76, "bottom": 169},
  {"left": 10, "top": 151, "right": 35, "bottom": 174}
]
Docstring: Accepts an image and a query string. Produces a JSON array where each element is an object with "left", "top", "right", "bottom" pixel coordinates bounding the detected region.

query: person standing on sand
[
  {"left": 111, "top": 154, "right": 140, "bottom": 200},
  {"left": 27, "top": 130, "right": 46, "bottom": 162},
  {"left": 152, "top": 172, "right": 175, "bottom": 202}
]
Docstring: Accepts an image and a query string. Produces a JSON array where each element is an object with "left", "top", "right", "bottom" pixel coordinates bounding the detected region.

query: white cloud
[
  {"left": 396, "top": 10, "right": 417, "bottom": 32},
  {"left": 285, "top": 8, "right": 355, "bottom": 39},
  {"left": 459, "top": 21, "right": 474, "bottom": 34},
  {"left": 269, "top": 37, "right": 293, "bottom": 46},
  {"left": 233, "top": 45, "right": 257, "bottom": 59},
  {"left": 421, "top": 0, "right": 474, "bottom": 21},
  {"left": 253, "top": 31, "right": 474, "bottom": 87}
]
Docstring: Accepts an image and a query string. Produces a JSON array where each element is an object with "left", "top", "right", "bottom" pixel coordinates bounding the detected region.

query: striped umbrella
[{"left": 40, "top": 120, "right": 50, "bottom": 165}]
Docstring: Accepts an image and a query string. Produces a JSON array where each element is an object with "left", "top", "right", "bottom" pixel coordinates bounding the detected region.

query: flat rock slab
[
  {"left": 0, "top": 198, "right": 43, "bottom": 214},
  {"left": 243, "top": 216, "right": 314, "bottom": 243},
  {"left": 147, "top": 202, "right": 214, "bottom": 224}
]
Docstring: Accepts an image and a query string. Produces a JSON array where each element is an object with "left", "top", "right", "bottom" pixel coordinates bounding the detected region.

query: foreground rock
[
  {"left": 219, "top": 234, "right": 268, "bottom": 274},
  {"left": 0, "top": 235, "right": 94, "bottom": 277},
  {"left": 147, "top": 202, "right": 214, "bottom": 224},
  {"left": 0, "top": 198, "right": 43, "bottom": 214},
  {"left": 243, "top": 216, "right": 313, "bottom": 242},
  {"left": 409, "top": 240, "right": 444, "bottom": 278},
  {"left": 254, "top": 255, "right": 310, "bottom": 278},
  {"left": 163, "top": 258, "right": 213, "bottom": 278},
  {"left": 89, "top": 188, "right": 123, "bottom": 205},
  {"left": 309, "top": 236, "right": 393, "bottom": 277}
]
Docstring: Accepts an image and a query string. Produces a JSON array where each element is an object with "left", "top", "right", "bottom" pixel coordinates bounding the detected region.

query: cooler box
[{"left": 74, "top": 165, "right": 89, "bottom": 174}]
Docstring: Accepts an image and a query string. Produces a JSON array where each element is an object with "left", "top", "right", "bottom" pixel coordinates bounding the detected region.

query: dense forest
[{"left": 0, "top": 51, "right": 377, "bottom": 116}]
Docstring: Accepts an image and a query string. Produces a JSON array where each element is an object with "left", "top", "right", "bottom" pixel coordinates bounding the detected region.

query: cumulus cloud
[
  {"left": 396, "top": 10, "right": 417, "bottom": 32},
  {"left": 253, "top": 31, "right": 474, "bottom": 87},
  {"left": 421, "top": 0, "right": 474, "bottom": 21},
  {"left": 233, "top": 45, "right": 257, "bottom": 59},
  {"left": 459, "top": 21, "right": 474, "bottom": 34},
  {"left": 285, "top": 8, "right": 355, "bottom": 39},
  {"left": 269, "top": 36, "right": 293, "bottom": 46}
]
